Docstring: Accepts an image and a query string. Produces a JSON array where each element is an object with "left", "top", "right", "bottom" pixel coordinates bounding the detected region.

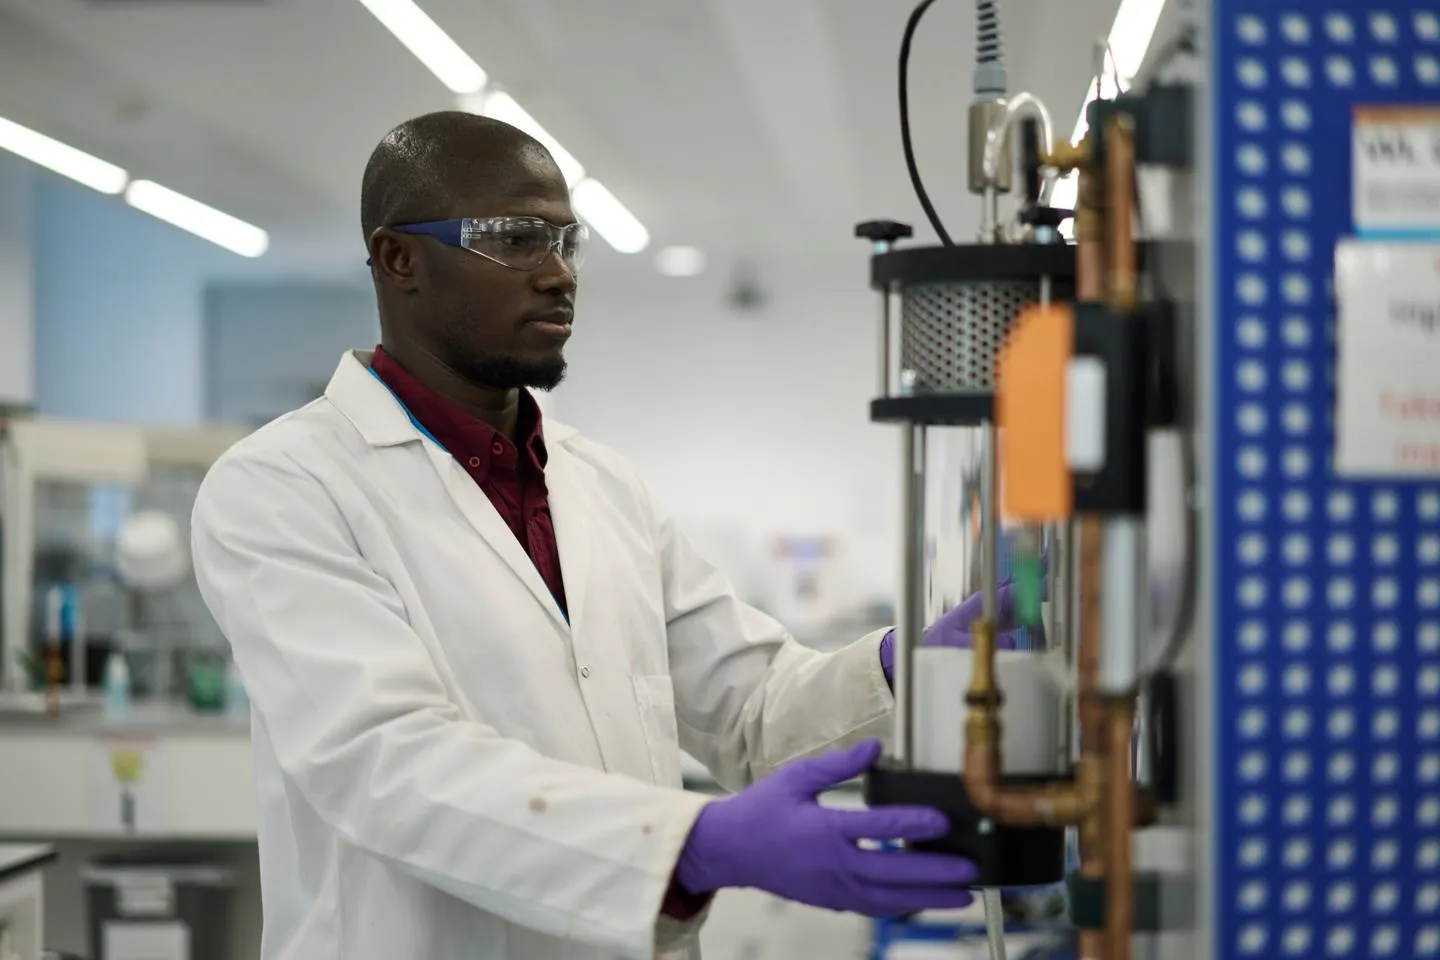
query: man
[{"left": 191, "top": 112, "right": 1003, "bottom": 960}]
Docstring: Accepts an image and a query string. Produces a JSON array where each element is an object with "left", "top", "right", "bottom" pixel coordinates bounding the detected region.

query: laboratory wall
[
  {"left": 0, "top": 152, "right": 34, "bottom": 408},
  {"left": 560, "top": 268, "right": 900, "bottom": 607},
  {"left": 204, "top": 282, "right": 377, "bottom": 424},
  {"left": 32, "top": 174, "right": 260, "bottom": 425}
]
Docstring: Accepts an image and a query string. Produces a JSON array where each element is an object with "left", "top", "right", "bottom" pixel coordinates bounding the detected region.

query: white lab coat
[{"left": 190, "top": 350, "right": 894, "bottom": 960}]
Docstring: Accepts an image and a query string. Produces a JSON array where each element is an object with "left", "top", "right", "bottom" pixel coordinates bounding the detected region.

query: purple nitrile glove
[
  {"left": 675, "top": 740, "right": 979, "bottom": 916},
  {"left": 879, "top": 581, "right": 1041, "bottom": 687}
]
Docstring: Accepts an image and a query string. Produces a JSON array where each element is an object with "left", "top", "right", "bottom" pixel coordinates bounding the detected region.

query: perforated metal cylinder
[{"left": 898, "top": 279, "right": 1046, "bottom": 392}]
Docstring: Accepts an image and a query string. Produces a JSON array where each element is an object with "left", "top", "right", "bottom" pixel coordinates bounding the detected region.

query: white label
[
  {"left": 1066, "top": 357, "right": 1108, "bottom": 472},
  {"left": 1334, "top": 240, "right": 1440, "bottom": 475},
  {"left": 102, "top": 921, "right": 189, "bottom": 960},
  {"left": 1353, "top": 106, "right": 1440, "bottom": 233},
  {"left": 115, "top": 874, "right": 174, "bottom": 917}
]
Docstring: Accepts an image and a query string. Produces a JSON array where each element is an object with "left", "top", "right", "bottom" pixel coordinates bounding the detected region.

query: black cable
[
  {"left": 1131, "top": 190, "right": 1199, "bottom": 677},
  {"left": 899, "top": 0, "right": 954, "bottom": 246}
]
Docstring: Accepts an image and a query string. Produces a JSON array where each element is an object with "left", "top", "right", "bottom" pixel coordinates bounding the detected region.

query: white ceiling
[{"left": 0, "top": 0, "right": 1124, "bottom": 284}]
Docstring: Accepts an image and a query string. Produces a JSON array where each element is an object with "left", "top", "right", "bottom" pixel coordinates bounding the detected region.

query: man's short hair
[{"left": 359, "top": 111, "right": 547, "bottom": 243}]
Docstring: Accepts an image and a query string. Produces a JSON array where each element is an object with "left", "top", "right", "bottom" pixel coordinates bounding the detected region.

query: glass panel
[{"left": 25, "top": 465, "right": 225, "bottom": 697}]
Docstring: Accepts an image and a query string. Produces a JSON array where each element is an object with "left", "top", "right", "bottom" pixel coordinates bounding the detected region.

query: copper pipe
[
  {"left": 961, "top": 618, "right": 1091, "bottom": 825},
  {"left": 1105, "top": 115, "right": 1139, "bottom": 314},
  {"left": 1075, "top": 516, "right": 1108, "bottom": 960},
  {"left": 1107, "top": 698, "right": 1138, "bottom": 960},
  {"left": 1075, "top": 168, "right": 1106, "bottom": 304}
]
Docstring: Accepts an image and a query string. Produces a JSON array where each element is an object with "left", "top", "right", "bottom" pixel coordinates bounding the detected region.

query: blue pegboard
[{"left": 1212, "top": 4, "right": 1440, "bottom": 958}]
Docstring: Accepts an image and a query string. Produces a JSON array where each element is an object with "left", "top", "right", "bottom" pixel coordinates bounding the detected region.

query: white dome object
[{"left": 116, "top": 511, "right": 189, "bottom": 590}]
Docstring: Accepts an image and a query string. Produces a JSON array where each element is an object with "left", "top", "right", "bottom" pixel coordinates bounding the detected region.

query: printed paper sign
[
  {"left": 1334, "top": 240, "right": 1440, "bottom": 475},
  {"left": 92, "top": 738, "right": 167, "bottom": 835},
  {"left": 1353, "top": 106, "right": 1440, "bottom": 235},
  {"left": 102, "top": 921, "right": 190, "bottom": 960}
]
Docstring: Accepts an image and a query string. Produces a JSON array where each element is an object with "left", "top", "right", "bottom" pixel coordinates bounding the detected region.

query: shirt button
[
  {"left": 492, "top": 441, "right": 505, "bottom": 455},
  {"left": 580, "top": 666, "right": 591, "bottom": 678},
  {"left": 468, "top": 456, "right": 481, "bottom": 468}
]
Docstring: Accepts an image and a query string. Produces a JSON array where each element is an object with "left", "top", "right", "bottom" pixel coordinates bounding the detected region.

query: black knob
[
  {"left": 1021, "top": 118, "right": 1043, "bottom": 204},
  {"left": 1019, "top": 206, "right": 1073, "bottom": 228},
  {"left": 853, "top": 220, "right": 914, "bottom": 244}
]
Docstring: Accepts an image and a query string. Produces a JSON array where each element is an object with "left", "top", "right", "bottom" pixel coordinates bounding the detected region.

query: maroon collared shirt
[
  {"left": 369, "top": 346, "right": 706, "bottom": 920},
  {"left": 370, "top": 346, "right": 568, "bottom": 614}
]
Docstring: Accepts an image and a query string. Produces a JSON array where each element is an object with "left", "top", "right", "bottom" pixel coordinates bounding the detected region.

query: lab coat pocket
[{"left": 632, "top": 675, "right": 684, "bottom": 787}]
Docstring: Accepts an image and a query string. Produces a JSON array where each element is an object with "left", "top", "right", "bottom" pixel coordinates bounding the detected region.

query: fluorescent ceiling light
[
  {"left": 0, "top": 115, "right": 127, "bottom": 194},
  {"left": 573, "top": 178, "right": 649, "bottom": 254},
  {"left": 655, "top": 245, "right": 706, "bottom": 277},
  {"left": 1108, "top": 0, "right": 1168, "bottom": 81},
  {"left": 124, "top": 180, "right": 269, "bottom": 258},
  {"left": 1069, "top": 0, "right": 1167, "bottom": 143},
  {"left": 480, "top": 91, "right": 586, "bottom": 187},
  {"left": 354, "top": 0, "right": 487, "bottom": 94},
  {"left": 1053, "top": 0, "right": 1167, "bottom": 239}
]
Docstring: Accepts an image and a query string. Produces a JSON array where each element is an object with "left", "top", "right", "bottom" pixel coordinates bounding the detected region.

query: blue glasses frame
[{"left": 368, "top": 216, "right": 587, "bottom": 272}]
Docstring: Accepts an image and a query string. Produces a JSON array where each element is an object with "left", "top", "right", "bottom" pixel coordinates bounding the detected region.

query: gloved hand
[
  {"left": 879, "top": 580, "right": 1041, "bottom": 686},
  {"left": 675, "top": 740, "right": 979, "bottom": 916}
]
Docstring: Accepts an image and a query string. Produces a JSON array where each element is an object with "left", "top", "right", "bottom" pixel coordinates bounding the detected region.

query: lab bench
[
  {"left": 0, "top": 844, "right": 57, "bottom": 960},
  {"left": 0, "top": 703, "right": 254, "bottom": 841}
]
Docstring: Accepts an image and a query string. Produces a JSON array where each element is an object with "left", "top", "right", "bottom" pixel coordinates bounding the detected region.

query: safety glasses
[{"left": 389, "top": 216, "right": 589, "bottom": 273}]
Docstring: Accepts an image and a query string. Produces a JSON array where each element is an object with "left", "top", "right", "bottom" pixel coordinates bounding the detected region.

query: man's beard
[{"left": 466, "top": 355, "right": 567, "bottom": 391}]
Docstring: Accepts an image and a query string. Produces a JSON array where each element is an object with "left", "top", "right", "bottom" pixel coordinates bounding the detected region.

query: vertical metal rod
[
  {"left": 982, "top": 887, "right": 1009, "bottom": 960},
  {"left": 980, "top": 421, "right": 999, "bottom": 621},
  {"left": 872, "top": 238, "right": 894, "bottom": 397},
  {"left": 877, "top": 289, "right": 892, "bottom": 396},
  {"left": 894, "top": 423, "right": 928, "bottom": 765}
]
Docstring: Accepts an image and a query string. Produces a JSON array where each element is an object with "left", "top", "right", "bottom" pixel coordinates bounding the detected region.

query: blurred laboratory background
[{"left": 0, "top": 1, "right": 1186, "bottom": 958}]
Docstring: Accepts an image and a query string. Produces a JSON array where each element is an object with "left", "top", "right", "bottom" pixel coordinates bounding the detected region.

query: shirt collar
[{"left": 369, "top": 345, "right": 548, "bottom": 480}]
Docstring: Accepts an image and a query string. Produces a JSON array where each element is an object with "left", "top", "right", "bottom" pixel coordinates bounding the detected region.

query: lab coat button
[
  {"left": 492, "top": 441, "right": 505, "bottom": 455},
  {"left": 580, "top": 666, "right": 591, "bottom": 678},
  {"left": 468, "top": 456, "right": 481, "bottom": 468}
]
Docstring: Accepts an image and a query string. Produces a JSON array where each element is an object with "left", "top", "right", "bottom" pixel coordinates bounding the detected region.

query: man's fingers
[
  {"left": 845, "top": 848, "right": 980, "bottom": 887},
  {"left": 834, "top": 806, "right": 950, "bottom": 842},
  {"left": 849, "top": 884, "right": 978, "bottom": 918}
]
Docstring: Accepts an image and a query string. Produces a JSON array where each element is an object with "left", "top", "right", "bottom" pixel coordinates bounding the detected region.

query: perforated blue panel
[{"left": 1212, "top": 5, "right": 1440, "bottom": 958}]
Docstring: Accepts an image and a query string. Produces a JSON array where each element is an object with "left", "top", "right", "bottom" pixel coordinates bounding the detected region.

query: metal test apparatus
[{"left": 855, "top": 1, "right": 1440, "bottom": 958}]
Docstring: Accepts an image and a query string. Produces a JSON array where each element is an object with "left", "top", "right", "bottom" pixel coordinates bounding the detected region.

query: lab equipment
[
  {"left": 861, "top": 0, "right": 1440, "bottom": 957},
  {"left": 102, "top": 648, "right": 131, "bottom": 720},
  {"left": 860, "top": 3, "right": 1198, "bottom": 958},
  {"left": 0, "top": 420, "right": 247, "bottom": 704}
]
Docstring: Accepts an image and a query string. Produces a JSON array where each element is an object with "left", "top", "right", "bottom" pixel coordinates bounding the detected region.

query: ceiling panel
[{"left": 0, "top": 0, "right": 1125, "bottom": 277}]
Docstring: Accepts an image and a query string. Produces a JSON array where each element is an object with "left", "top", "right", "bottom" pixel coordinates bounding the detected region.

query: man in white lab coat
[{"left": 191, "top": 112, "right": 985, "bottom": 960}]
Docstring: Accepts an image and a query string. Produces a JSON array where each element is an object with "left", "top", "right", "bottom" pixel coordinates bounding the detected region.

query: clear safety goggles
[{"left": 391, "top": 216, "right": 589, "bottom": 273}]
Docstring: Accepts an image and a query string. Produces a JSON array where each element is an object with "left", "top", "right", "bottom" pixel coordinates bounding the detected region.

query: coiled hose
[{"left": 973, "top": 0, "right": 1007, "bottom": 98}]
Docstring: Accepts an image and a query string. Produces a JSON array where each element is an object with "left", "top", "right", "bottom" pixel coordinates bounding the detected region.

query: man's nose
[{"left": 533, "top": 249, "right": 577, "bottom": 292}]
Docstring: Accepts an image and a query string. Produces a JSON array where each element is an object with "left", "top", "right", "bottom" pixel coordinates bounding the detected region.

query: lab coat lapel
[
  {"left": 542, "top": 441, "right": 592, "bottom": 640},
  {"left": 325, "top": 352, "right": 572, "bottom": 631},
  {"left": 422, "top": 440, "right": 571, "bottom": 633}
]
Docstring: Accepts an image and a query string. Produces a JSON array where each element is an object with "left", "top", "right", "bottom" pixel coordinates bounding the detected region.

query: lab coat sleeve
[
  {"left": 191, "top": 447, "right": 711, "bottom": 960},
  {"left": 645, "top": 492, "right": 894, "bottom": 791}
]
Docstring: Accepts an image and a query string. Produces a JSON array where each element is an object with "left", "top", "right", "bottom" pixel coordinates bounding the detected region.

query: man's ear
[{"left": 369, "top": 229, "right": 420, "bottom": 292}]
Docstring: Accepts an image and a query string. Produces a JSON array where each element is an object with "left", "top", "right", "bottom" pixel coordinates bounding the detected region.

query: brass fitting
[
  {"left": 1044, "top": 139, "right": 1090, "bottom": 173},
  {"left": 965, "top": 618, "right": 1002, "bottom": 708}
]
